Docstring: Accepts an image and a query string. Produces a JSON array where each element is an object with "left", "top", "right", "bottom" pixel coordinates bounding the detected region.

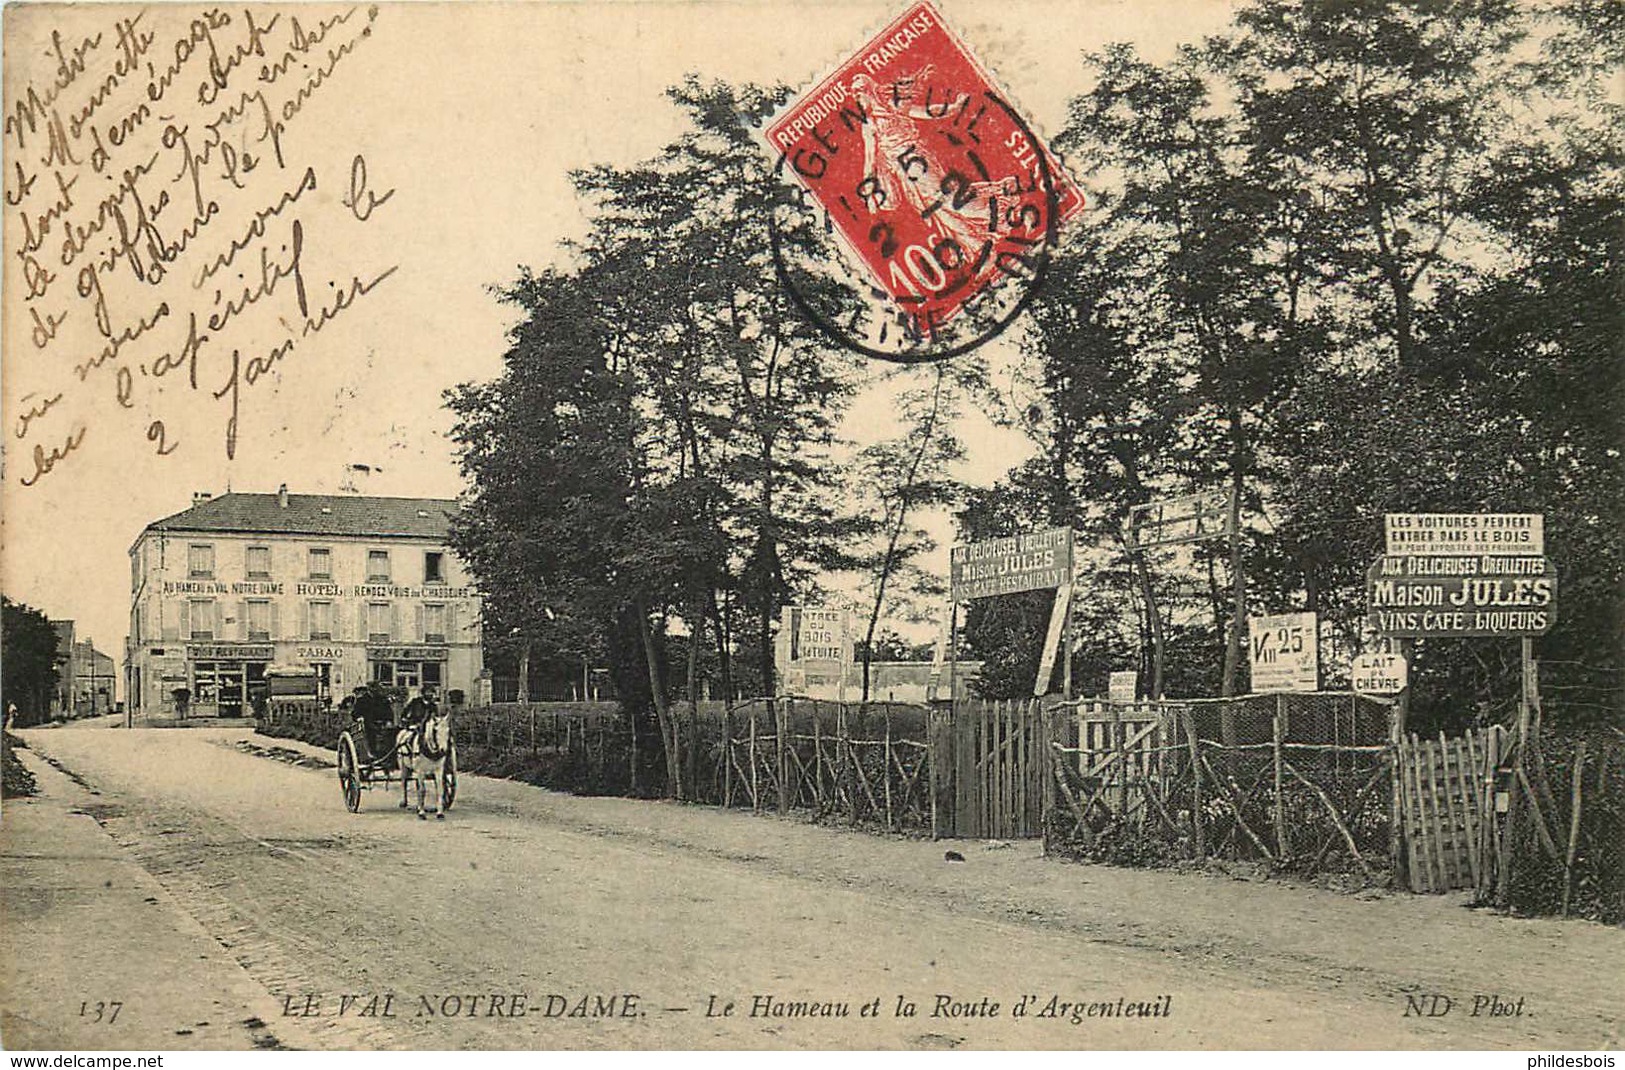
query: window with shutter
[
  {"left": 368, "top": 603, "right": 391, "bottom": 642},
  {"left": 424, "top": 604, "right": 446, "bottom": 643},
  {"left": 246, "top": 546, "right": 271, "bottom": 579},
  {"left": 188, "top": 544, "right": 215, "bottom": 578},
  {"left": 191, "top": 600, "right": 206, "bottom": 638},
  {"left": 367, "top": 550, "right": 391, "bottom": 583},
  {"left": 309, "top": 601, "right": 333, "bottom": 640},
  {"left": 247, "top": 601, "right": 271, "bottom": 641}
]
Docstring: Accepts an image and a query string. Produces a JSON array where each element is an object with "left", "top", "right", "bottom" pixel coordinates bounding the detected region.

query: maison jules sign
[
  {"left": 1366, "top": 555, "right": 1556, "bottom": 637},
  {"left": 949, "top": 527, "right": 1073, "bottom": 601}
]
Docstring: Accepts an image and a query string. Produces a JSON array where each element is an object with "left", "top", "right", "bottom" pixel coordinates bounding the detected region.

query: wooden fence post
[
  {"left": 1562, "top": 740, "right": 1587, "bottom": 917},
  {"left": 749, "top": 704, "right": 760, "bottom": 813},
  {"left": 929, "top": 706, "right": 944, "bottom": 840},
  {"left": 1181, "top": 706, "right": 1205, "bottom": 858},
  {"left": 721, "top": 704, "right": 732, "bottom": 808},
  {"left": 1040, "top": 702, "right": 1055, "bottom": 855},
  {"left": 777, "top": 697, "right": 790, "bottom": 815},
  {"left": 1273, "top": 694, "right": 1288, "bottom": 859},
  {"left": 1112, "top": 700, "right": 1127, "bottom": 817},
  {"left": 1390, "top": 692, "right": 1407, "bottom": 891},
  {"left": 884, "top": 708, "right": 895, "bottom": 830}
]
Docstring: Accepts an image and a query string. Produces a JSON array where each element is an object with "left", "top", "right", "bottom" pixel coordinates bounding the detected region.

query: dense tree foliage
[
  {"left": 967, "top": 0, "right": 1622, "bottom": 729},
  {"left": 2, "top": 597, "right": 60, "bottom": 726}
]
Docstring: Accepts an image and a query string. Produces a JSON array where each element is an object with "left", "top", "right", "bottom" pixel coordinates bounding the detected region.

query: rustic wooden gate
[
  {"left": 1397, "top": 727, "right": 1501, "bottom": 893},
  {"left": 1073, "top": 701, "right": 1171, "bottom": 821},
  {"left": 933, "top": 699, "right": 1046, "bottom": 839}
]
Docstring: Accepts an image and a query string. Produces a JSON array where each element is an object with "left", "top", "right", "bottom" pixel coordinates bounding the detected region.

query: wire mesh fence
[
  {"left": 1500, "top": 724, "right": 1625, "bottom": 924},
  {"left": 675, "top": 698, "right": 934, "bottom": 832},
  {"left": 1047, "top": 692, "right": 1394, "bottom": 882}
]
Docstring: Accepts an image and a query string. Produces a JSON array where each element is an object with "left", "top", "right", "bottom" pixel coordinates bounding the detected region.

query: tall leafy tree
[{"left": 2, "top": 597, "right": 60, "bottom": 725}]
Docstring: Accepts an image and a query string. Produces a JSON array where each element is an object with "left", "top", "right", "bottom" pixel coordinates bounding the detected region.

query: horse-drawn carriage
[{"left": 335, "top": 687, "right": 458, "bottom": 817}]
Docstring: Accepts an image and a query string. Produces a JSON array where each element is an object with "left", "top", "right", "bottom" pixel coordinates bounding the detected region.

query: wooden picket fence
[
  {"left": 1395, "top": 727, "right": 1501, "bottom": 893},
  {"left": 934, "top": 698, "right": 1047, "bottom": 839}
]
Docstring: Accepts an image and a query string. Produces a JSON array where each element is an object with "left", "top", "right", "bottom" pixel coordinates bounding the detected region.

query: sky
[{"left": 1, "top": 0, "right": 1240, "bottom": 677}]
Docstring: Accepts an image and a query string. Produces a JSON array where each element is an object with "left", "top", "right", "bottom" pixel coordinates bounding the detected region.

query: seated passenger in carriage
[{"left": 350, "top": 684, "right": 396, "bottom": 764}]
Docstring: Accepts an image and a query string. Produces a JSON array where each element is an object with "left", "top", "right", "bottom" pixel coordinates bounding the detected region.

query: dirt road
[{"left": 3, "top": 722, "right": 1620, "bottom": 1050}]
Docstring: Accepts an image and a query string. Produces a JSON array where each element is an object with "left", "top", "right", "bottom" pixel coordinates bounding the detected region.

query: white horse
[{"left": 396, "top": 698, "right": 452, "bottom": 820}]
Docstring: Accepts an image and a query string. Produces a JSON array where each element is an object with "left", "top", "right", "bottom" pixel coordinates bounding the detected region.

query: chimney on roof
[
  {"left": 192, "top": 491, "right": 212, "bottom": 506},
  {"left": 277, "top": 484, "right": 289, "bottom": 508}
]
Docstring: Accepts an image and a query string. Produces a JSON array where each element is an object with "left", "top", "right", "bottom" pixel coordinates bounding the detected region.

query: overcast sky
[{"left": 1, "top": 0, "right": 1239, "bottom": 671}]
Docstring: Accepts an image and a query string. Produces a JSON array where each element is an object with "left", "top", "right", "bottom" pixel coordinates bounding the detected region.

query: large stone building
[{"left": 125, "top": 488, "right": 482, "bottom": 717}]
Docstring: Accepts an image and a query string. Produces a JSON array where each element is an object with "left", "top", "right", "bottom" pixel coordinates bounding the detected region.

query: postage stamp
[{"left": 763, "top": 0, "right": 1086, "bottom": 360}]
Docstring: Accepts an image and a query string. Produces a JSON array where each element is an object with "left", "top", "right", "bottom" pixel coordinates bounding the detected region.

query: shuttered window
[
  {"left": 368, "top": 602, "right": 392, "bottom": 642},
  {"left": 246, "top": 601, "right": 272, "bottom": 641},
  {"left": 309, "top": 601, "right": 334, "bottom": 640},
  {"left": 189, "top": 599, "right": 216, "bottom": 640},
  {"left": 423, "top": 604, "right": 447, "bottom": 643}
]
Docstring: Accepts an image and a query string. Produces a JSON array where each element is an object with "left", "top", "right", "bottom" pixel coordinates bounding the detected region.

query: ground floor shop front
[{"left": 127, "top": 641, "right": 482, "bottom": 717}]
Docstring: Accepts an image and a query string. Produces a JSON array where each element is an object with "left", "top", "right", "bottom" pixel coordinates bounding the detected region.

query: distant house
[
  {"left": 48, "top": 621, "right": 116, "bottom": 717},
  {"left": 125, "top": 487, "right": 483, "bottom": 718},
  {"left": 785, "top": 660, "right": 984, "bottom": 704}
]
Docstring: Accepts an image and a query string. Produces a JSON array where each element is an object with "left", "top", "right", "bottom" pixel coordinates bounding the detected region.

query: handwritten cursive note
[{"left": 5, "top": 5, "right": 401, "bottom": 483}]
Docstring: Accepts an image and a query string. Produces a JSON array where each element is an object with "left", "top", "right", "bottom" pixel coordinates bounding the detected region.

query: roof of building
[{"left": 140, "top": 492, "right": 459, "bottom": 541}]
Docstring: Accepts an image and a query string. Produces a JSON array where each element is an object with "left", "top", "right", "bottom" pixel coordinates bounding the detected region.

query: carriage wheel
[
  {"left": 338, "top": 734, "right": 362, "bottom": 813},
  {"left": 441, "top": 740, "right": 458, "bottom": 811}
]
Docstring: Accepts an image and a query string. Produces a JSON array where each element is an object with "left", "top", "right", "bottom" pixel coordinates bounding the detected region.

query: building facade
[
  {"left": 126, "top": 488, "right": 482, "bottom": 717},
  {"left": 49, "top": 621, "right": 118, "bottom": 717}
]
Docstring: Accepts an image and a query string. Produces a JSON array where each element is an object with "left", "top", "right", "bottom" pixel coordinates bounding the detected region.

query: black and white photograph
[{"left": 1, "top": 0, "right": 1620, "bottom": 1055}]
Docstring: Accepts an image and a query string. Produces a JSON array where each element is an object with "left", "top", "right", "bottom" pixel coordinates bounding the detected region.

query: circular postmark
[{"left": 766, "top": 82, "right": 1066, "bottom": 364}]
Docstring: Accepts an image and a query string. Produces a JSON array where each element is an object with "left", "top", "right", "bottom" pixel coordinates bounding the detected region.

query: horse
[{"left": 396, "top": 696, "right": 452, "bottom": 820}]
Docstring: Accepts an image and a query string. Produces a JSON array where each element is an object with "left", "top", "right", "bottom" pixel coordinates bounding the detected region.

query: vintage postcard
[{"left": 2, "top": 0, "right": 1621, "bottom": 1056}]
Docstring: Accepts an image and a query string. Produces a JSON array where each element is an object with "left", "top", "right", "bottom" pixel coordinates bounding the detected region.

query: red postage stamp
[{"left": 764, "top": 1, "right": 1085, "bottom": 345}]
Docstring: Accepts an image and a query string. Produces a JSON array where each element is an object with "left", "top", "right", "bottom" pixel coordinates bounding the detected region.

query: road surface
[{"left": 3, "top": 721, "right": 1621, "bottom": 1050}]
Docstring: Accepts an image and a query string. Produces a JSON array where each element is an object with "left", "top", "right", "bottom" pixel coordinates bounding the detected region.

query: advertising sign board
[
  {"left": 1248, "top": 612, "right": 1319, "bottom": 693},
  {"left": 776, "top": 606, "right": 852, "bottom": 696},
  {"left": 1384, "top": 514, "right": 1544, "bottom": 557},
  {"left": 1125, "top": 489, "right": 1234, "bottom": 551},
  {"left": 1108, "top": 670, "right": 1138, "bottom": 704},
  {"left": 1352, "top": 653, "right": 1408, "bottom": 696},
  {"left": 1366, "top": 555, "right": 1556, "bottom": 637},
  {"left": 949, "top": 527, "right": 1073, "bottom": 602}
]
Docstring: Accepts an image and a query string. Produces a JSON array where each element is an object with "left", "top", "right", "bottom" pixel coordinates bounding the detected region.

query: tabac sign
[
  {"left": 1366, "top": 555, "right": 1556, "bottom": 637},
  {"left": 949, "top": 527, "right": 1073, "bottom": 602}
]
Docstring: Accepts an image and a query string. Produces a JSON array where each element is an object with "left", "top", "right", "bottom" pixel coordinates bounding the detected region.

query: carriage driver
[{"left": 401, "top": 685, "right": 440, "bottom": 729}]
